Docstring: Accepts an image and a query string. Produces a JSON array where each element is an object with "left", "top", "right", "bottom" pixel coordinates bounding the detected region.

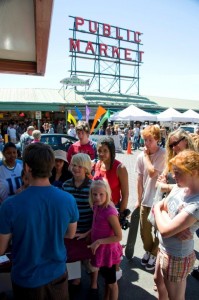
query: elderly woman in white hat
[{"left": 49, "top": 149, "right": 72, "bottom": 188}]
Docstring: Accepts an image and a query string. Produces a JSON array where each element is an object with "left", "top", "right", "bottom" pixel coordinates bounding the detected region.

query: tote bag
[{"left": 147, "top": 185, "right": 163, "bottom": 227}]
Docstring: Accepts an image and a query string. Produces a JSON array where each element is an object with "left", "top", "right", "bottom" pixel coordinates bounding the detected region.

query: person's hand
[
  {"left": 143, "top": 146, "right": 150, "bottom": 155},
  {"left": 134, "top": 200, "right": 141, "bottom": 208},
  {"left": 175, "top": 228, "right": 193, "bottom": 240},
  {"left": 157, "top": 174, "right": 167, "bottom": 184},
  {"left": 75, "top": 232, "right": 89, "bottom": 240},
  {"left": 154, "top": 199, "right": 164, "bottom": 210},
  {"left": 87, "top": 240, "right": 101, "bottom": 255},
  {"left": 155, "top": 181, "right": 169, "bottom": 192}
]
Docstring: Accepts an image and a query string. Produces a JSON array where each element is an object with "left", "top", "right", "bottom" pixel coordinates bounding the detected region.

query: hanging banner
[{"left": 90, "top": 106, "right": 106, "bottom": 134}]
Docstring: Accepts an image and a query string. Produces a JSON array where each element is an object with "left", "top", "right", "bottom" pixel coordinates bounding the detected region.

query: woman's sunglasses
[{"left": 169, "top": 136, "right": 185, "bottom": 149}]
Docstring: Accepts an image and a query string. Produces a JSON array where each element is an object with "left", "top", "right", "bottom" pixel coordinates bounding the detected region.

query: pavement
[{"left": 0, "top": 150, "right": 199, "bottom": 299}]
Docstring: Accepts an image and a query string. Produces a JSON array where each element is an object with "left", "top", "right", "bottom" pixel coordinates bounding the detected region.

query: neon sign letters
[{"left": 69, "top": 16, "right": 144, "bottom": 63}]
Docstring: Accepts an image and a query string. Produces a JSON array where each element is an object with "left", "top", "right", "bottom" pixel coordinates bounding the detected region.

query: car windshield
[
  {"left": 41, "top": 136, "right": 60, "bottom": 145},
  {"left": 39, "top": 135, "right": 75, "bottom": 152},
  {"left": 180, "top": 126, "right": 194, "bottom": 133}
]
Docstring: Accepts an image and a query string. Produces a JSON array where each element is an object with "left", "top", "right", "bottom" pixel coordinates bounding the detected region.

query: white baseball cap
[{"left": 54, "top": 150, "right": 68, "bottom": 162}]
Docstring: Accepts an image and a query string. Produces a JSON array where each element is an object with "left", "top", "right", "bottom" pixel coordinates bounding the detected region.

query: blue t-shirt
[{"left": 0, "top": 185, "right": 79, "bottom": 288}]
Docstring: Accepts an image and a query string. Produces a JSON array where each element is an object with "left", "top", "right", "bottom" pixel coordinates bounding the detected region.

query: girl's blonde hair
[
  {"left": 70, "top": 153, "right": 92, "bottom": 175},
  {"left": 89, "top": 179, "right": 112, "bottom": 208},
  {"left": 165, "top": 128, "right": 195, "bottom": 173},
  {"left": 170, "top": 149, "right": 199, "bottom": 175}
]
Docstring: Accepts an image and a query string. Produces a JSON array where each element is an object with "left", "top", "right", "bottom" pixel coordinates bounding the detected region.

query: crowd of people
[
  {"left": 0, "top": 120, "right": 199, "bottom": 300},
  {"left": 0, "top": 119, "right": 167, "bottom": 153}
]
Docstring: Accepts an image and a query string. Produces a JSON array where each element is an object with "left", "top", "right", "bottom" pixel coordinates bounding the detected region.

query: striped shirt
[{"left": 62, "top": 177, "right": 93, "bottom": 233}]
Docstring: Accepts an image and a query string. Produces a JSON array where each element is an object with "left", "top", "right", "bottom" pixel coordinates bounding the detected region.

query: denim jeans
[
  {"left": 133, "top": 136, "right": 140, "bottom": 150},
  {"left": 122, "top": 136, "right": 128, "bottom": 150}
]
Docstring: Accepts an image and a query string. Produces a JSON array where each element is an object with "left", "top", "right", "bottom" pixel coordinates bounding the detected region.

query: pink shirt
[{"left": 91, "top": 204, "right": 122, "bottom": 268}]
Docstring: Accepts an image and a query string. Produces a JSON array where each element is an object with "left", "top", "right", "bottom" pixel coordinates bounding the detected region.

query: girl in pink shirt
[{"left": 88, "top": 179, "right": 122, "bottom": 300}]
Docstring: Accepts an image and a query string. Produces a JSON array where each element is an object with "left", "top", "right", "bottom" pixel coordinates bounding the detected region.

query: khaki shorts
[{"left": 158, "top": 249, "right": 196, "bottom": 282}]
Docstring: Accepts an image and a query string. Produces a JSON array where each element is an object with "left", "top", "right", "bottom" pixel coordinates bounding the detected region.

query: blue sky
[{"left": 1, "top": 0, "right": 199, "bottom": 101}]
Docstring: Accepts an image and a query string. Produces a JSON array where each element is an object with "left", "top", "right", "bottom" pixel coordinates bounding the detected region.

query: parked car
[
  {"left": 40, "top": 133, "right": 77, "bottom": 151},
  {"left": 16, "top": 134, "right": 77, "bottom": 157}
]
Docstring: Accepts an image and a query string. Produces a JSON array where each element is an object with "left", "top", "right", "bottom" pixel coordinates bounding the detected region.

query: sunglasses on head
[{"left": 169, "top": 136, "right": 185, "bottom": 149}]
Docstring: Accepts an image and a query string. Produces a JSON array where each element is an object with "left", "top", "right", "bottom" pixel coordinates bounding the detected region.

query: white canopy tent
[
  {"left": 110, "top": 104, "right": 157, "bottom": 122},
  {"left": 181, "top": 109, "right": 199, "bottom": 123},
  {"left": 156, "top": 107, "right": 184, "bottom": 122}
]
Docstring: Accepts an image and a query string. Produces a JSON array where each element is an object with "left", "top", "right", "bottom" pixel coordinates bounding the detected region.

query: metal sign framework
[{"left": 68, "top": 16, "right": 144, "bottom": 95}]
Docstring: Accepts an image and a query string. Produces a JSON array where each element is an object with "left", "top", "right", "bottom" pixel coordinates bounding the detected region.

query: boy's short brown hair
[{"left": 23, "top": 143, "right": 55, "bottom": 178}]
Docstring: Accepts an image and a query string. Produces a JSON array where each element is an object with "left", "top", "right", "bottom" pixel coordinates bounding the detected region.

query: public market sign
[{"left": 69, "top": 16, "right": 144, "bottom": 63}]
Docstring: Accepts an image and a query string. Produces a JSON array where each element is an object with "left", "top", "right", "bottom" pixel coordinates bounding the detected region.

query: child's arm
[
  {"left": 155, "top": 200, "right": 193, "bottom": 240},
  {"left": 143, "top": 147, "right": 159, "bottom": 178},
  {"left": 156, "top": 181, "right": 174, "bottom": 193},
  {"left": 117, "top": 164, "right": 129, "bottom": 212},
  {"left": 88, "top": 215, "right": 122, "bottom": 255},
  {"left": 75, "top": 229, "right": 91, "bottom": 240},
  {"left": 154, "top": 200, "right": 197, "bottom": 238}
]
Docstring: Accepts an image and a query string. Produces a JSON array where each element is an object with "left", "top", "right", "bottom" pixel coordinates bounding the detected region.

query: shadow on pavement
[{"left": 72, "top": 256, "right": 157, "bottom": 300}]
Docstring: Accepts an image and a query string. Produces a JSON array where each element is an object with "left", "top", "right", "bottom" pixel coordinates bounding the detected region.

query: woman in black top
[{"left": 49, "top": 149, "right": 72, "bottom": 188}]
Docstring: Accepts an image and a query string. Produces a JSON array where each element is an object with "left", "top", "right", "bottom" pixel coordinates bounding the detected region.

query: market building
[{"left": 0, "top": 88, "right": 199, "bottom": 125}]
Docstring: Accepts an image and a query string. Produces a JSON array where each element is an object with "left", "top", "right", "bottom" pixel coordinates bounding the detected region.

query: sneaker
[
  {"left": 145, "top": 254, "right": 156, "bottom": 271},
  {"left": 141, "top": 251, "right": 150, "bottom": 266},
  {"left": 116, "top": 268, "right": 122, "bottom": 281}
]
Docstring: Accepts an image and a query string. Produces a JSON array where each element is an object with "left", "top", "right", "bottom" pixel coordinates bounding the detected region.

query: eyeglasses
[{"left": 169, "top": 136, "right": 185, "bottom": 149}]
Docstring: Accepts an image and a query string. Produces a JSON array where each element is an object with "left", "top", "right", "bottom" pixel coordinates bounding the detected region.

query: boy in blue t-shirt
[{"left": 0, "top": 143, "right": 79, "bottom": 300}]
